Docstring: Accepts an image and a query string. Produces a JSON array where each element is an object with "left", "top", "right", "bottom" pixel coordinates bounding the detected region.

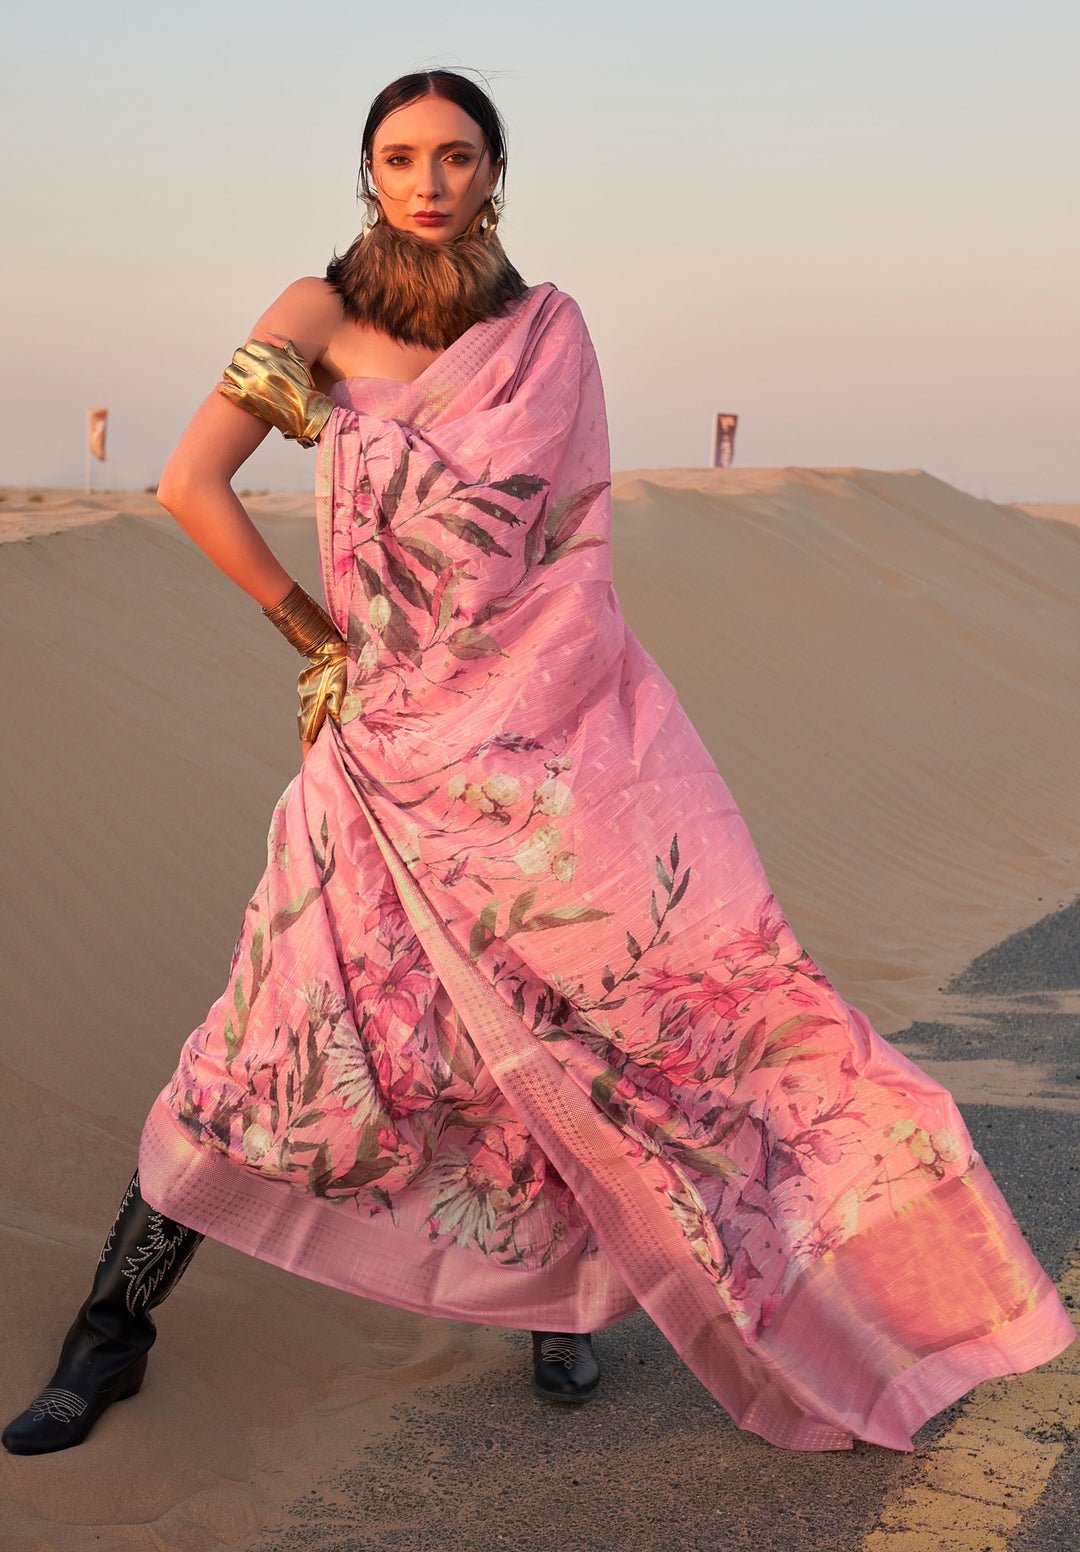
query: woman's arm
[{"left": 157, "top": 278, "right": 343, "bottom": 611}]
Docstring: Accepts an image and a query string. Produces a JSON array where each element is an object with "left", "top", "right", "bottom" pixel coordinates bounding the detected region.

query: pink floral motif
[
  {"left": 361, "top": 882, "right": 412, "bottom": 948},
  {"left": 152, "top": 284, "right": 1062, "bottom": 1445}
]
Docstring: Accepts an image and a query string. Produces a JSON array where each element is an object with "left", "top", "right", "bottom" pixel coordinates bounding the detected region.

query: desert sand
[{"left": 1, "top": 467, "right": 1078, "bottom": 1549}]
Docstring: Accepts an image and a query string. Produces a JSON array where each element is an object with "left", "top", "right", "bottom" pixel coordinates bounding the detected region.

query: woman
[{"left": 4, "top": 69, "right": 1072, "bottom": 1458}]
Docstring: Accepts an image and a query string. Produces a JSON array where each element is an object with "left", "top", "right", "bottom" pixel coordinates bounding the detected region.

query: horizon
[{"left": 1, "top": 0, "right": 1077, "bottom": 502}]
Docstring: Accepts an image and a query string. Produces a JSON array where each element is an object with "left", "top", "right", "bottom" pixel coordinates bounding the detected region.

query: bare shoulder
[{"left": 248, "top": 277, "right": 344, "bottom": 368}]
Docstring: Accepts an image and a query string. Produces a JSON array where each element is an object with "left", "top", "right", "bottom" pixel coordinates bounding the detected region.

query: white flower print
[
  {"left": 513, "top": 823, "right": 562, "bottom": 875},
  {"left": 300, "top": 978, "right": 347, "bottom": 1031},
  {"left": 908, "top": 1130, "right": 937, "bottom": 1165},
  {"left": 551, "top": 849, "right": 579, "bottom": 883},
  {"left": 426, "top": 1148, "right": 504, "bottom": 1249},
  {"left": 242, "top": 1123, "right": 272, "bottom": 1163},
  {"left": 535, "top": 777, "right": 575, "bottom": 816},
  {"left": 463, "top": 782, "right": 496, "bottom": 815},
  {"left": 482, "top": 773, "right": 522, "bottom": 807},
  {"left": 324, "top": 1025, "right": 382, "bottom": 1129},
  {"left": 931, "top": 1129, "right": 963, "bottom": 1163}
]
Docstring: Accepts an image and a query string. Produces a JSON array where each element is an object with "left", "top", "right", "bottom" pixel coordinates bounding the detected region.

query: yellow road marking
[{"left": 864, "top": 1245, "right": 1080, "bottom": 1552}]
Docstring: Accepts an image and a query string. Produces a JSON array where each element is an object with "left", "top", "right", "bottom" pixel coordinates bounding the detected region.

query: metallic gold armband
[{"left": 219, "top": 337, "right": 334, "bottom": 448}]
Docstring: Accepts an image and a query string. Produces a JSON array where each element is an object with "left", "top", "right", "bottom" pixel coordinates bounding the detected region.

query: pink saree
[{"left": 139, "top": 283, "right": 1073, "bottom": 1451}]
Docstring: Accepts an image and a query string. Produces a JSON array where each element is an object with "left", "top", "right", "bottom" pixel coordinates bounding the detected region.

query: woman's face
[{"left": 368, "top": 94, "right": 501, "bottom": 242}]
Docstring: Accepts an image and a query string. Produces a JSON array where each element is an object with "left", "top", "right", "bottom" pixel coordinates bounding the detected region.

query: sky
[{"left": 1, "top": 0, "right": 1077, "bottom": 500}]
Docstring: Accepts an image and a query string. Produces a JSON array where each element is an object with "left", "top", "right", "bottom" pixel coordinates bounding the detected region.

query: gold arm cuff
[{"left": 218, "top": 338, "right": 334, "bottom": 448}]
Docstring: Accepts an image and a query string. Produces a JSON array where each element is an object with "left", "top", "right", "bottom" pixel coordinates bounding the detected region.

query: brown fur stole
[{"left": 325, "top": 207, "right": 528, "bottom": 351}]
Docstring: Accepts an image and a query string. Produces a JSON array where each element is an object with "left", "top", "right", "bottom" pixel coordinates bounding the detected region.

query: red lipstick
[{"left": 413, "top": 211, "right": 450, "bottom": 227}]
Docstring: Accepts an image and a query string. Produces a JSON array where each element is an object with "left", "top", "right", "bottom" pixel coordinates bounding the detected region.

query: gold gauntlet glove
[
  {"left": 262, "top": 581, "right": 347, "bottom": 743},
  {"left": 219, "top": 338, "right": 334, "bottom": 448}
]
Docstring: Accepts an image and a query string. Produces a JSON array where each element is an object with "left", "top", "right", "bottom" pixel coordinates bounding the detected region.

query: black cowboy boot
[
  {"left": 531, "top": 1331, "right": 600, "bottom": 1404},
  {"left": 2, "top": 1171, "right": 204, "bottom": 1455}
]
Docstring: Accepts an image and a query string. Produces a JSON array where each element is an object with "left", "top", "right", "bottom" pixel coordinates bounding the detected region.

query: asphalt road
[{"left": 250, "top": 897, "right": 1080, "bottom": 1552}]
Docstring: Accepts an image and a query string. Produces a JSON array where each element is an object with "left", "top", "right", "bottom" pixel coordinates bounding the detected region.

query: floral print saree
[{"left": 139, "top": 283, "right": 1073, "bottom": 1450}]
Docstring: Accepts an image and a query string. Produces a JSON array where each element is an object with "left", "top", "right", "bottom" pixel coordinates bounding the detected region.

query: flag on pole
[
  {"left": 88, "top": 408, "right": 108, "bottom": 462},
  {"left": 711, "top": 412, "right": 738, "bottom": 468}
]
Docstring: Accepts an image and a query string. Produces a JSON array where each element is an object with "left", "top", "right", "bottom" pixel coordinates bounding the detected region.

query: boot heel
[{"left": 113, "top": 1352, "right": 149, "bottom": 1403}]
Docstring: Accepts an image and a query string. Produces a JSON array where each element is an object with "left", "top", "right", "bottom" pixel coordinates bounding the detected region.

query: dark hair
[{"left": 357, "top": 69, "right": 510, "bottom": 212}]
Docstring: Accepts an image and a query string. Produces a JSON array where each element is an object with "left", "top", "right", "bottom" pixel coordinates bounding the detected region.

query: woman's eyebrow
[{"left": 378, "top": 140, "right": 479, "bottom": 154}]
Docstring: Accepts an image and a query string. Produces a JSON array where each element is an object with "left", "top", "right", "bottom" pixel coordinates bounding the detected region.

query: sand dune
[
  {"left": 1017, "top": 500, "right": 1080, "bottom": 529},
  {"left": 611, "top": 467, "right": 1080, "bottom": 1031},
  {"left": 1, "top": 467, "right": 1078, "bottom": 1548}
]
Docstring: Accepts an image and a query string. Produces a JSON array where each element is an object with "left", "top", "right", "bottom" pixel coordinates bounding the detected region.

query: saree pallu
[{"left": 139, "top": 283, "right": 1073, "bottom": 1451}]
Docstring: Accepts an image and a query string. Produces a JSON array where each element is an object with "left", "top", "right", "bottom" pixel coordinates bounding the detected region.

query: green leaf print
[
  {"left": 434, "top": 1006, "right": 477, "bottom": 1087},
  {"left": 269, "top": 887, "right": 321, "bottom": 940},
  {"left": 446, "top": 626, "right": 507, "bottom": 661},
  {"left": 223, "top": 1014, "right": 239, "bottom": 1063},
  {"left": 544, "top": 481, "right": 609, "bottom": 550},
  {"left": 540, "top": 534, "right": 606, "bottom": 567},
  {"left": 380, "top": 594, "right": 423, "bottom": 666},
  {"left": 667, "top": 1142, "right": 745, "bottom": 1179},
  {"left": 379, "top": 539, "right": 432, "bottom": 611},
  {"left": 398, "top": 534, "right": 453, "bottom": 575},
  {"left": 434, "top": 512, "right": 512, "bottom": 558},
  {"left": 414, "top": 459, "right": 446, "bottom": 507},
  {"left": 232, "top": 979, "right": 249, "bottom": 1042},
  {"left": 471, "top": 583, "right": 542, "bottom": 631},
  {"left": 303, "top": 1022, "right": 327, "bottom": 1105},
  {"left": 327, "top": 1156, "right": 395, "bottom": 1190},
  {"left": 378, "top": 447, "right": 411, "bottom": 526},
  {"left": 505, "top": 888, "right": 538, "bottom": 941},
  {"left": 751, "top": 1014, "right": 831, "bottom": 1073},
  {"left": 460, "top": 495, "right": 522, "bottom": 526},
  {"left": 224, "top": 923, "right": 271, "bottom": 1062},
  {"left": 591, "top": 1067, "right": 623, "bottom": 1109},
  {"left": 731, "top": 1017, "right": 768, "bottom": 1086},
  {"left": 486, "top": 474, "right": 548, "bottom": 500},
  {"left": 430, "top": 561, "right": 469, "bottom": 632},
  {"left": 469, "top": 900, "right": 500, "bottom": 961},
  {"left": 523, "top": 497, "right": 548, "bottom": 570},
  {"left": 520, "top": 906, "right": 612, "bottom": 932},
  {"left": 355, "top": 555, "right": 389, "bottom": 602},
  {"left": 307, "top": 1144, "right": 334, "bottom": 1196}
]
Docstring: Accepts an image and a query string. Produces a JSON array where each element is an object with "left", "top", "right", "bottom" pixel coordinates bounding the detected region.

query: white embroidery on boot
[{"left": 30, "top": 1388, "right": 88, "bottom": 1423}]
